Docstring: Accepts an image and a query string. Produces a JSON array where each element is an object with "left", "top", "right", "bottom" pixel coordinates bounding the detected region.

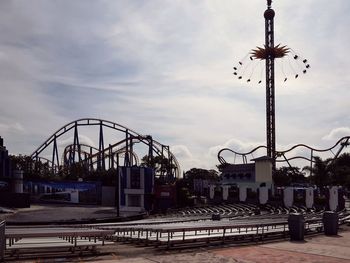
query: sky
[{"left": 0, "top": 0, "right": 350, "bottom": 172}]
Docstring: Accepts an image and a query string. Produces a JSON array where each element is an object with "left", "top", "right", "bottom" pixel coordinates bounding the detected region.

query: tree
[
  {"left": 10, "top": 155, "right": 53, "bottom": 180},
  {"left": 184, "top": 168, "right": 219, "bottom": 180},
  {"left": 183, "top": 168, "right": 219, "bottom": 192},
  {"left": 273, "top": 166, "right": 306, "bottom": 186},
  {"left": 303, "top": 156, "right": 331, "bottom": 187},
  {"left": 141, "top": 155, "right": 176, "bottom": 181},
  {"left": 328, "top": 153, "right": 350, "bottom": 187},
  {"left": 216, "top": 163, "right": 230, "bottom": 173}
]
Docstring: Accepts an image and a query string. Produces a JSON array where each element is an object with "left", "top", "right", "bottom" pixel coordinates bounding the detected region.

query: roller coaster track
[
  {"left": 63, "top": 143, "right": 140, "bottom": 169},
  {"left": 218, "top": 136, "right": 350, "bottom": 168},
  {"left": 31, "top": 118, "right": 180, "bottom": 180}
]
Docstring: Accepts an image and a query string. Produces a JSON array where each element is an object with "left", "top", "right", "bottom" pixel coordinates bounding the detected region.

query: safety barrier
[{"left": 0, "top": 221, "right": 5, "bottom": 261}]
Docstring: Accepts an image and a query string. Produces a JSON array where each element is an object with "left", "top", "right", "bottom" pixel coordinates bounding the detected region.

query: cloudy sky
[{"left": 1, "top": 0, "right": 349, "bottom": 172}]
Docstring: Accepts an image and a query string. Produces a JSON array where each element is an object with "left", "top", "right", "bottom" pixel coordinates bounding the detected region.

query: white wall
[
  {"left": 305, "top": 187, "right": 314, "bottom": 209},
  {"left": 69, "top": 190, "right": 79, "bottom": 203},
  {"left": 209, "top": 185, "right": 215, "bottom": 199},
  {"left": 329, "top": 186, "right": 338, "bottom": 211},
  {"left": 255, "top": 160, "right": 272, "bottom": 183},
  {"left": 284, "top": 187, "right": 294, "bottom": 208},
  {"left": 239, "top": 186, "right": 247, "bottom": 202},
  {"left": 222, "top": 186, "right": 229, "bottom": 200},
  {"left": 259, "top": 187, "right": 268, "bottom": 204}
]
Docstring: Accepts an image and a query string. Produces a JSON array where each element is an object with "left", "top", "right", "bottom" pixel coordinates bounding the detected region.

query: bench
[{"left": 4, "top": 226, "right": 115, "bottom": 259}]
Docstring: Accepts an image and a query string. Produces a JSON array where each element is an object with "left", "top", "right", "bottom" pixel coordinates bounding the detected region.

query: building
[
  {"left": 118, "top": 166, "right": 154, "bottom": 212},
  {"left": 220, "top": 156, "right": 273, "bottom": 191},
  {"left": 0, "top": 136, "right": 11, "bottom": 180}
]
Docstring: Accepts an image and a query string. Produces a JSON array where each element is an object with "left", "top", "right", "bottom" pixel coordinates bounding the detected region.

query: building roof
[{"left": 250, "top": 156, "right": 272, "bottom": 162}]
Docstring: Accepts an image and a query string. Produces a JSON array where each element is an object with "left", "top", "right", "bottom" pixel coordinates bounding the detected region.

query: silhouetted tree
[
  {"left": 328, "top": 153, "right": 350, "bottom": 187},
  {"left": 303, "top": 156, "right": 331, "bottom": 187},
  {"left": 273, "top": 166, "right": 306, "bottom": 186},
  {"left": 141, "top": 155, "right": 176, "bottom": 181},
  {"left": 10, "top": 155, "right": 53, "bottom": 180}
]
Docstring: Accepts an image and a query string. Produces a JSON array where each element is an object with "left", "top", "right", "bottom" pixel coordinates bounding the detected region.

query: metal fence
[{"left": 0, "top": 221, "right": 5, "bottom": 261}]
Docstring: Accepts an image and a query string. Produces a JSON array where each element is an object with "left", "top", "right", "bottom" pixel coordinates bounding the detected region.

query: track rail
[
  {"left": 30, "top": 118, "right": 180, "bottom": 179},
  {"left": 218, "top": 136, "right": 350, "bottom": 167}
]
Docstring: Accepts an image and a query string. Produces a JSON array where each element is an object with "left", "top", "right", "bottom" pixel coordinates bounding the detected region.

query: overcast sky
[{"left": 1, "top": 0, "right": 349, "bottom": 172}]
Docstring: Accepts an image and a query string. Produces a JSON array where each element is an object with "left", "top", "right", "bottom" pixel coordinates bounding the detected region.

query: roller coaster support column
[
  {"left": 147, "top": 135, "right": 153, "bottom": 165},
  {"left": 115, "top": 168, "right": 120, "bottom": 217},
  {"left": 89, "top": 147, "right": 93, "bottom": 171},
  {"left": 265, "top": 0, "right": 276, "bottom": 173},
  {"left": 73, "top": 122, "right": 82, "bottom": 164},
  {"left": 109, "top": 144, "right": 112, "bottom": 169},
  {"left": 124, "top": 130, "right": 130, "bottom": 166},
  {"left": 52, "top": 135, "right": 59, "bottom": 172},
  {"left": 99, "top": 121, "right": 105, "bottom": 170}
]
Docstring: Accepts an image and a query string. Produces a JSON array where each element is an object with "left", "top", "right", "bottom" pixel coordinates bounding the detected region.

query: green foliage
[
  {"left": 183, "top": 168, "right": 219, "bottom": 191},
  {"left": 328, "top": 153, "right": 350, "bottom": 187},
  {"left": 303, "top": 156, "right": 331, "bottom": 187},
  {"left": 184, "top": 168, "right": 219, "bottom": 181},
  {"left": 10, "top": 155, "right": 53, "bottom": 180},
  {"left": 141, "top": 155, "right": 175, "bottom": 179},
  {"left": 273, "top": 166, "right": 306, "bottom": 186},
  {"left": 303, "top": 153, "right": 350, "bottom": 187},
  {"left": 216, "top": 163, "right": 229, "bottom": 172}
]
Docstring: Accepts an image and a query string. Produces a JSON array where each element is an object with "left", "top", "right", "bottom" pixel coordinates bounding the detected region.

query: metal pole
[{"left": 264, "top": 0, "right": 276, "bottom": 173}]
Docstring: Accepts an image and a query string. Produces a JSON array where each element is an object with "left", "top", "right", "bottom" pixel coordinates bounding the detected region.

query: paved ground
[
  {"left": 84, "top": 225, "right": 350, "bottom": 263},
  {"left": 2, "top": 203, "right": 350, "bottom": 262},
  {"left": 0, "top": 204, "right": 141, "bottom": 224},
  {"left": 14, "top": 225, "right": 348, "bottom": 263}
]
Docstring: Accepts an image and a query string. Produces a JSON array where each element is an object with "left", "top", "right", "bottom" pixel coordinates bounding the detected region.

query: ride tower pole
[
  {"left": 231, "top": 1, "right": 311, "bottom": 173},
  {"left": 264, "top": 0, "right": 276, "bottom": 173}
]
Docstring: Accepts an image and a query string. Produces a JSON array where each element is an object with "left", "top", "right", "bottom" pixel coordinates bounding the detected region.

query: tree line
[{"left": 8, "top": 152, "right": 350, "bottom": 189}]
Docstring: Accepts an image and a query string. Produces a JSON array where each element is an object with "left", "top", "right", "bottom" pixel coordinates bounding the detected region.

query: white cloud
[
  {"left": 1, "top": 0, "right": 350, "bottom": 172},
  {"left": 58, "top": 135, "right": 96, "bottom": 149},
  {"left": 322, "top": 127, "right": 350, "bottom": 141},
  {"left": 171, "top": 145, "right": 193, "bottom": 159},
  {"left": 171, "top": 144, "right": 203, "bottom": 173},
  {"left": 0, "top": 122, "right": 24, "bottom": 134}
]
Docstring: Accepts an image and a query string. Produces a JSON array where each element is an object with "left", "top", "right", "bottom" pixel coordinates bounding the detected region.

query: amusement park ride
[
  {"left": 29, "top": 1, "right": 349, "bottom": 181},
  {"left": 31, "top": 118, "right": 180, "bottom": 182},
  {"left": 220, "top": 0, "right": 349, "bottom": 171}
]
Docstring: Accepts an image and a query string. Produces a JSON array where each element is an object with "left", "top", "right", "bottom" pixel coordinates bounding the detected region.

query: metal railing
[
  {"left": 109, "top": 217, "right": 326, "bottom": 248},
  {"left": 0, "top": 221, "right": 5, "bottom": 261}
]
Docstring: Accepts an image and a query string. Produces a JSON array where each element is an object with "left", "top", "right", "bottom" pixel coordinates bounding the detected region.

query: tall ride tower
[
  {"left": 233, "top": 0, "right": 310, "bottom": 174},
  {"left": 264, "top": 0, "right": 276, "bottom": 172}
]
